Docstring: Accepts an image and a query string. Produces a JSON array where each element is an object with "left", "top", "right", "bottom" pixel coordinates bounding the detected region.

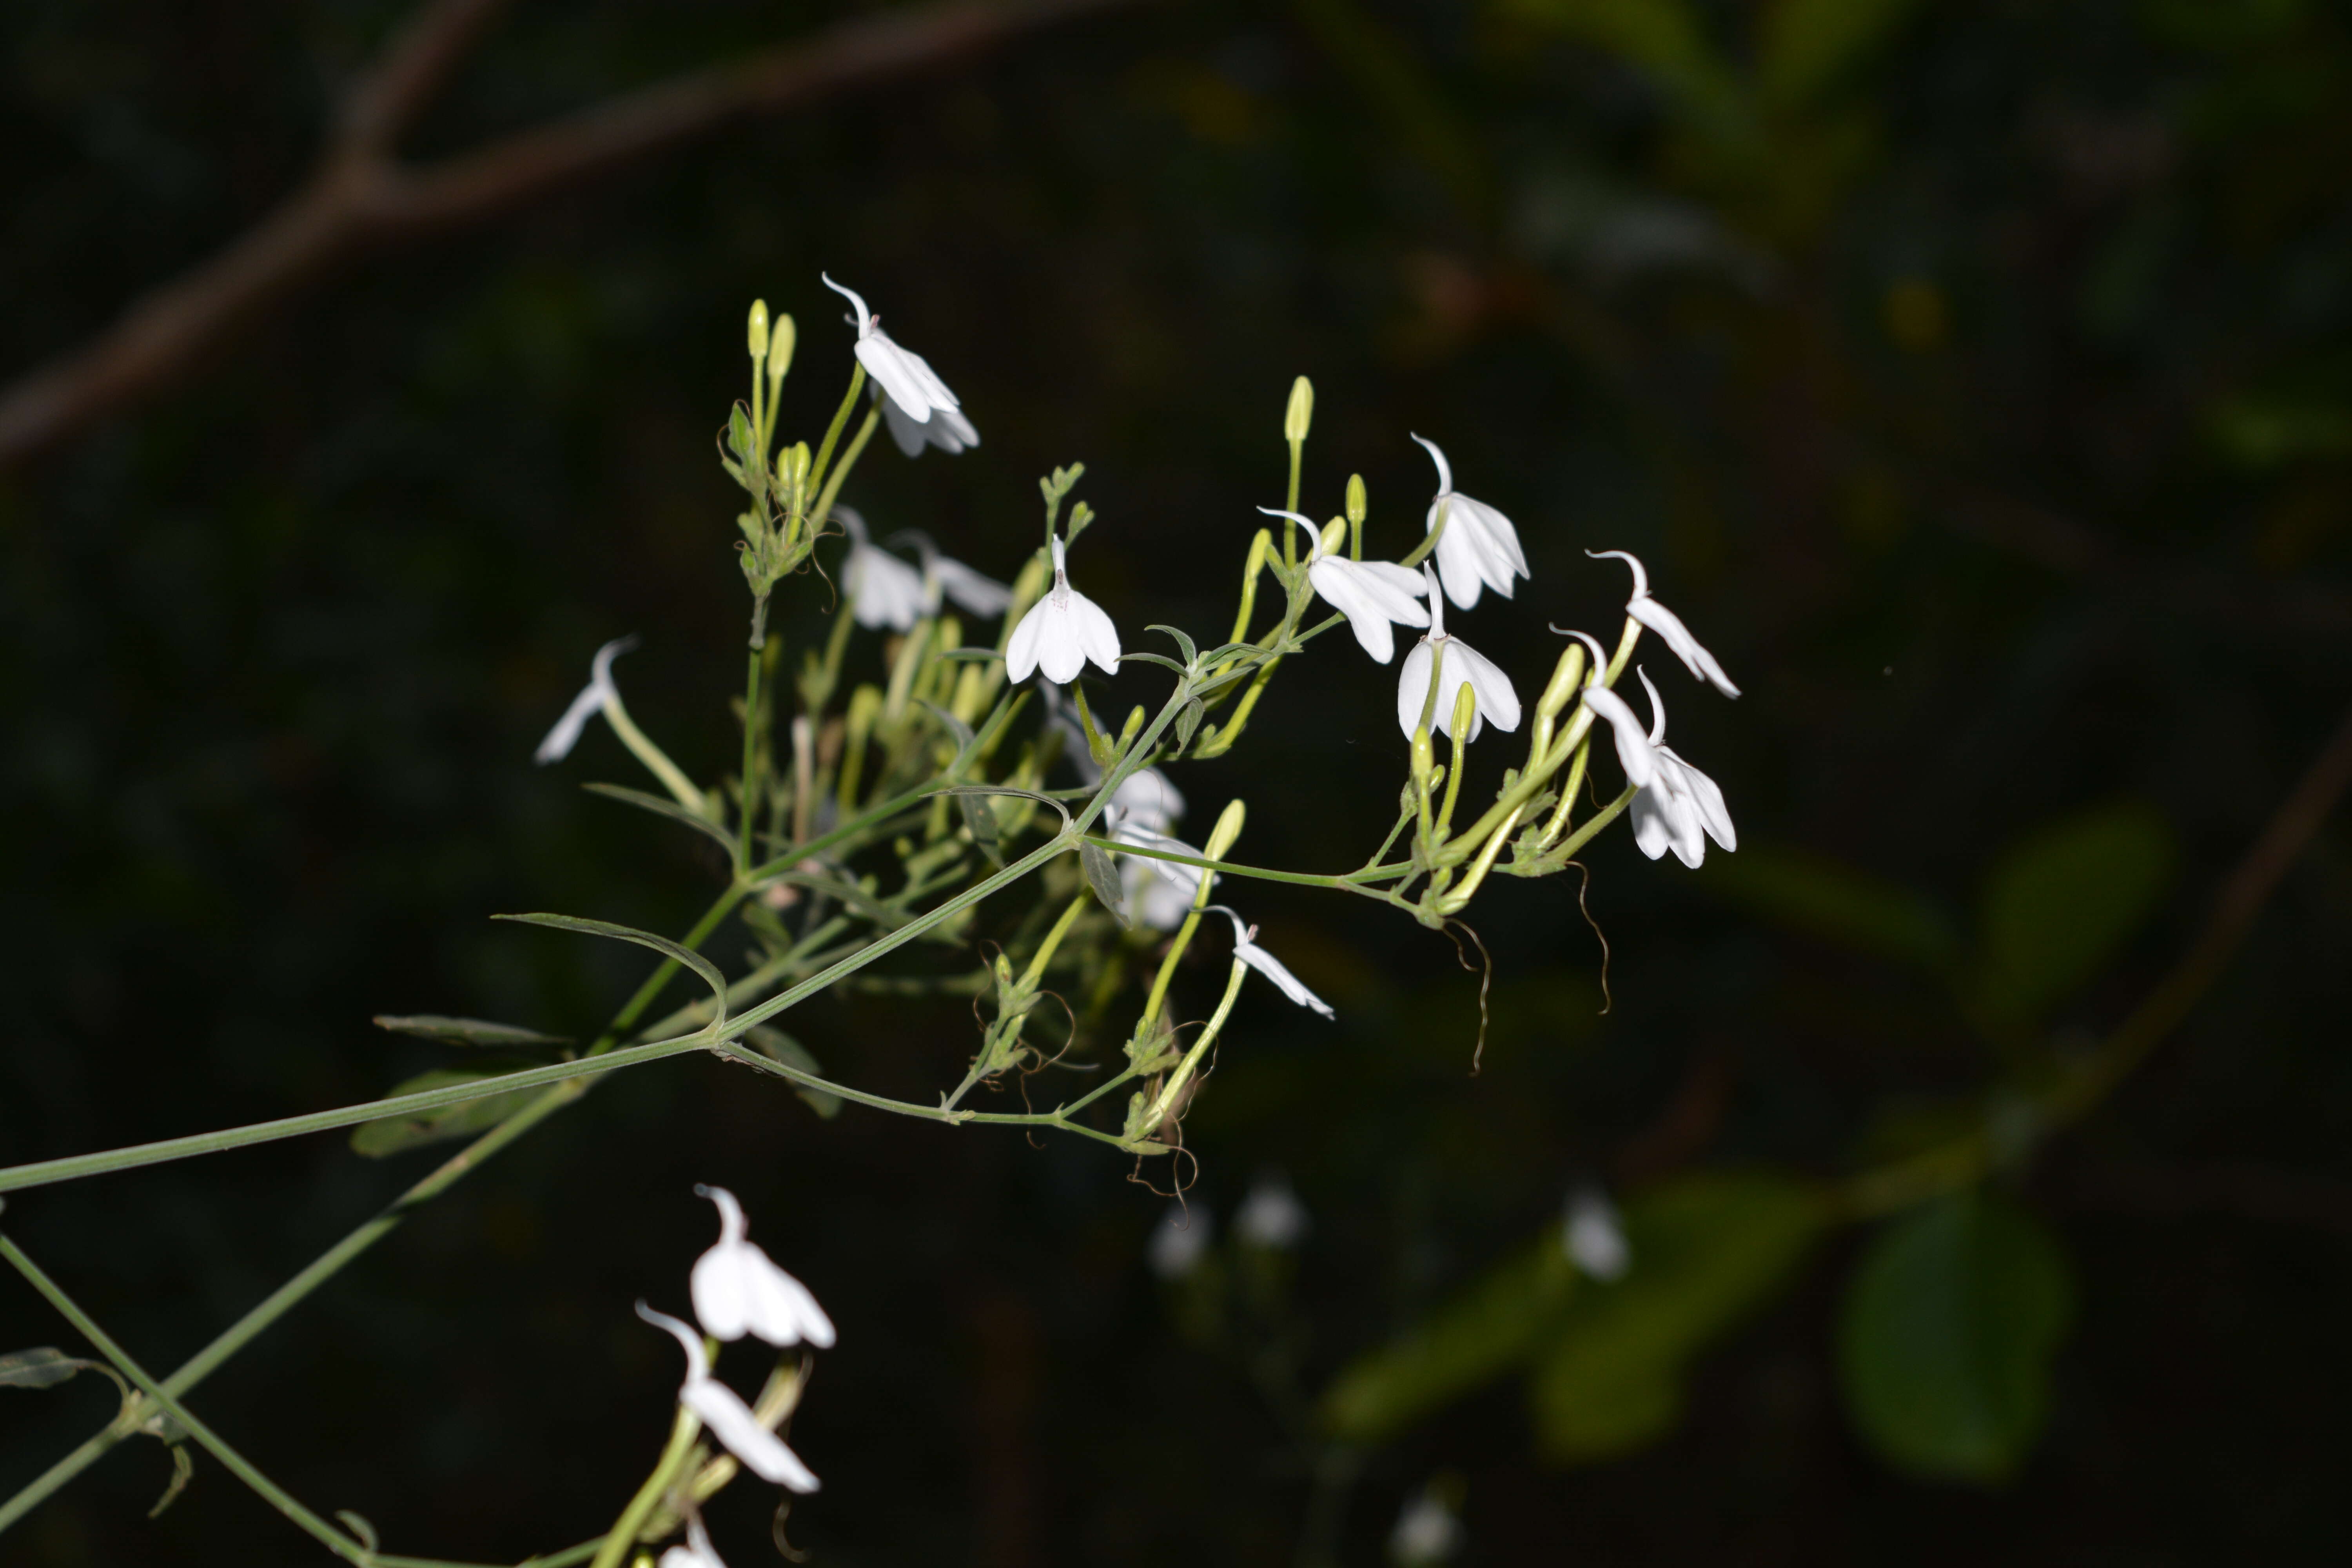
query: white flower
[
  {"left": 1005, "top": 536, "right": 1120, "bottom": 685},
  {"left": 821, "top": 274, "right": 978, "bottom": 457},
  {"left": 690, "top": 1185, "right": 836, "bottom": 1349},
  {"left": 922, "top": 549, "right": 1012, "bottom": 619},
  {"left": 1259, "top": 507, "right": 1430, "bottom": 664},
  {"left": 1214, "top": 907, "right": 1335, "bottom": 1018},
  {"left": 659, "top": 1518, "right": 728, "bottom": 1568},
  {"left": 1581, "top": 668, "right": 1735, "bottom": 867},
  {"left": 1412, "top": 434, "right": 1529, "bottom": 612},
  {"left": 1111, "top": 814, "right": 1204, "bottom": 931},
  {"left": 1588, "top": 548, "right": 1740, "bottom": 697},
  {"left": 1234, "top": 1172, "right": 1310, "bottom": 1248},
  {"left": 835, "top": 506, "right": 927, "bottom": 632},
  {"left": 1389, "top": 1487, "right": 1465, "bottom": 1567},
  {"left": 1396, "top": 566, "right": 1521, "bottom": 742},
  {"left": 1109, "top": 766, "right": 1186, "bottom": 835},
  {"left": 1147, "top": 1201, "right": 1213, "bottom": 1279},
  {"left": 535, "top": 635, "right": 637, "bottom": 764},
  {"left": 637, "top": 1304, "right": 820, "bottom": 1494},
  {"left": 1563, "top": 1186, "right": 1632, "bottom": 1281}
]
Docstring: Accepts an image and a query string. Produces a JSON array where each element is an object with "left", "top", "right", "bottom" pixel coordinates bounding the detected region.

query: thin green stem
[
  {"left": 0, "top": 1231, "right": 371, "bottom": 1565},
  {"left": 601, "top": 691, "right": 705, "bottom": 814},
  {"left": 588, "top": 1405, "right": 702, "bottom": 1568},
  {"left": 737, "top": 644, "right": 765, "bottom": 871},
  {"left": 806, "top": 364, "right": 867, "bottom": 504},
  {"left": 1075, "top": 835, "right": 1351, "bottom": 890},
  {"left": 1136, "top": 959, "right": 1249, "bottom": 1139},
  {"left": 808, "top": 409, "right": 879, "bottom": 531}
]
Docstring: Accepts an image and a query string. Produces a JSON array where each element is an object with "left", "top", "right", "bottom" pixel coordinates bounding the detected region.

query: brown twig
[{"left": 0, "top": 0, "right": 1133, "bottom": 469}]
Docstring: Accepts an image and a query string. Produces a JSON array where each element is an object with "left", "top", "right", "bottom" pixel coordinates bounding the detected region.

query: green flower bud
[
  {"left": 1345, "top": 473, "right": 1367, "bottom": 525},
  {"left": 1205, "top": 797, "right": 1247, "bottom": 860},
  {"left": 1284, "top": 375, "right": 1314, "bottom": 443},
  {"left": 768, "top": 313, "right": 796, "bottom": 385},
  {"left": 747, "top": 299, "right": 770, "bottom": 359}
]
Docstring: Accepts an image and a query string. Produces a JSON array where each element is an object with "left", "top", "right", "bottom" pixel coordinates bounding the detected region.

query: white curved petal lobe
[
  {"left": 1581, "top": 686, "right": 1661, "bottom": 789},
  {"left": 1628, "top": 596, "right": 1740, "bottom": 697},
  {"left": 681, "top": 1377, "right": 821, "bottom": 1493}
]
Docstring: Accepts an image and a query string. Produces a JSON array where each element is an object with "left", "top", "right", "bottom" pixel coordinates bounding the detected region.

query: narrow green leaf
[
  {"left": 1700, "top": 843, "right": 1959, "bottom": 973},
  {"left": 958, "top": 791, "right": 1004, "bottom": 867},
  {"left": 1080, "top": 839, "right": 1128, "bottom": 927},
  {"left": 0, "top": 1346, "right": 93, "bottom": 1390},
  {"left": 1323, "top": 1240, "right": 1579, "bottom": 1443},
  {"left": 371, "top": 1015, "right": 572, "bottom": 1049},
  {"left": 147, "top": 1442, "right": 194, "bottom": 1519},
  {"left": 493, "top": 912, "right": 730, "bottom": 1030},
  {"left": 350, "top": 1069, "right": 538, "bottom": 1158},
  {"left": 1837, "top": 1191, "right": 2074, "bottom": 1483},
  {"left": 1176, "top": 698, "right": 1207, "bottom": 751},
  {"left": 1148, "top": 624, "right": 1200, "bottom": 666},
  {"left": 746, "top": 1025, "right": 842, "bottom": 1120},
  {"left": 1528, "top": 1172, "right": 1826, "bottom": 1463},
  {"left": 1974, "top": 800, "right": 2175, "bottom": 1026},
  {"left": 581, "top": 782, "right": 737, "bottom": 856}
]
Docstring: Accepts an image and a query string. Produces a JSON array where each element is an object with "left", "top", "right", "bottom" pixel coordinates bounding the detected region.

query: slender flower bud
[
  {"left": 1285, "top": 375, "right": 1314, "bottom": 443},
  {"left": 747, "top": 299, "right": 770, "bottom": 359},
  {"left": 1205, "top": 797, "right": 1247, "bottom": 860},
  {"left": 1346, "top": 473, "right": 1368, "bottom": 526},
  {"left": 1537, "top": 640, "right": 1589, "bottom": 723},
  {"left": 768, "top": 313, "right": 796, "bottom": 385}
]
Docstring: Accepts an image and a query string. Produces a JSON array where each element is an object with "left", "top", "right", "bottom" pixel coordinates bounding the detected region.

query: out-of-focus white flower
[
  {"left": 1111, "top": 813, "right": 1204, "bottom": 931},
  {"left": 1588, "top": 548, "right": 1739, "bottom": 698},
  {"left": 1413, "top": 435, "right": 1529, "bottom": 612},
  {"left": 1563, "top": 1186, "right": 1632, "bottom": 1281},
  {"left": 1582, "top": 666, "right": 1735, "bottom": 867},
  {"left": 1235, "top": 1173, "right": 1310, "bottom": 1249},
  {"left": 637, "top": 1304, "right": 820, "bottom": 1494},
  {"left": 1110, "top": 766, "right": 1186, "bottom": 835},
  {"left": 1396, "top": 566, "right": 1521, "bottom": 742},
  {"left": 690, "top": 1185, "right": 836, "bottom": 1349},
  {"left": 1389, "top": 1486, "right": 1465, "bottom": 1567},
  {"left": 821, "top": 274, "right": 978, "bottom": 457},
  {"left": 535, "top": 635, "right": 638, "bottom": 764},
  {"left": 1259, "top": 507, "right": 1430, "bottom": 664},
  {"left": 659, "top": 1518, "right": 728, "bottom": 1568},
  {"left": 1147, "top": 1201, "right": 1213, "bottom": 1278},
  {"left": 835, "top": 507, "right": 927, "bottom": 632},
  {"left": 922, "top": 550, "right": 1011, "bottom": 619},
  {"left": 1214, "top": 907, "right": 1334, "bottom": 1018},
  {"left": 1006, "top": 536, "right": 1120, "bottom": 685}
]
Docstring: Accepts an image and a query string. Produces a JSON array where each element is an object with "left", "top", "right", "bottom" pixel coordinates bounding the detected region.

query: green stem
[
  {"left": 1074, "top": 835, "right": 1365, "bottom": 890},
  {"left": 1136, "top": 959, "right": 1249, "bottom": 1139},
  {"left": 601, "top": 690, "right": 705, "bottom": 814},
  {"left": 808, "top": 409, "right": 880, "bottom": 531},
  {"left": 738, "top": 643, "right": 766, "bottom": 871},
  {"left": 0, "top": 1231, "right": 372, "bottom": 1565},
  {"left": 588, "top": 1404, "right": 702, "bottom": 1568},
  {"left": 806, "top": 364, "right": 867, "bottom": 505}
]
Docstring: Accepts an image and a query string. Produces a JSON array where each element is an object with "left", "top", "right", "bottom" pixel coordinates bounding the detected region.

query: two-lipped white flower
[
  {"left": 1110, "top": 765, "right": 1186, "bottom": 835},
  {"left": 1259, "top": 507, "right": 1430, "bottom": 663},
  {"left": 820, "top": 274, "right": 978, "bottom": 457},
  {"left": 1577, "top": 664, "right": 1736, "bottom": 868},
  {"left": 1588, "top": 549, "right": 1739, "bottom": 697},
  {"left": 535, "top": 635, "right": 638, "bottom": 764},
  {"left": 1234, "top": 1172, "right": 1311, "bottom": 1248},
  {"left": 921, "top": 547, "right": 1012, "bottom": 619},
  {"left": 1563, "top": 1186, "right": 1632, "bottom": 1281},
  {"left": 1006, "top": 535, "right": 1120, "bottom": 685},
  {"left": 659, "top": 1518, "right": 728, "bottom": 1568},
  {"left": 1396, "top": 566, "right": 1521, "bottom": 743},
  {"left": 1111, "top": 813, "right": 1204, "bottom": 932},
  {"left": 1214, "top": 907, "right": 1334, "bottom": 1018},
  {"left": 1413, "top": 435, "right": 1530, "bottom": 612},
  {"left": 637, "top": 1304, "right": 821, "bottom": 1494},
  {"left": 836, "top": 507, "right": 927, "bottom": 632},
  {"left": 690, "top": 1185, "right": 837, "bottom": 1349}
]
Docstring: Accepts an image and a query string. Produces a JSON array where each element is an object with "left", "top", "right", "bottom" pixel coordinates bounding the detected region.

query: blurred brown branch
[{"left": 0, "top": 0, "right": 1131, "bottom": 470}]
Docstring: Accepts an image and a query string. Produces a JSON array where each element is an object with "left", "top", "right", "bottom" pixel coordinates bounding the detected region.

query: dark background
[{"left": 5, "top": 1, "right": 2352, "bottom": 1563}]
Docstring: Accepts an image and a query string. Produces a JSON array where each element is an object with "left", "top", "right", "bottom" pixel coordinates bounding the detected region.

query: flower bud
[
  {"left": 767, "top": 312, "right": 796, "bottom": 385},
  {"left": 1284, "top": 375, "right": 1314, "bottom": 443},
  {"left": 777, "top": 441, "right": 811, "bottom": 500},
  {"left": 1205, "top": 797, "right": 1247, "bottom": 860},
  {"left": 1411, "top": 726, "right": 1435, "bottom": 787},
  {"left": 1536, "top": 641, "right": 1588, "bottom": 722},
  {"left": 747, "top": 299, "right": 771, "bottom": 359},
  {"left": 1345, "top": 473, "right": 1367, "bottom": 525}
]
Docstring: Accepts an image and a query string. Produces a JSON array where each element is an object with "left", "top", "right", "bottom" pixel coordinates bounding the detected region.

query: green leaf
[
  {"left": 581, "top": 782, "right": 737, "bottom": 856},
  {"left": 1974, "top": 800, "right": 2174, "bottom": 1026},
  {"left": 147, "top": 1440, "right": 194, "bottom": 1519},
  {"left": 493, "top": 912, "right": 730, "bottom": 1031},
  {"left": 371, "top": 1015, "right": 572, "bottom": 1049},
  {"left": 1837, "top": 1191, "right": 2074, "bottom": 1483},
  {"left": 745, "top": 1026, "right": 842, "bottom": 1120},
  {"left": 1148, "top": 624, "right": 1199, "bottom": 666},
  {"left": 1080, "top": 839, "right": 1128, "bottom": 928},
  {"left": 1529, "top": 1172, "right": 1826, "bottom": 1463},
  {"left": 1176, "top": 698, "right": 1207, "bottom": 751},
  {"left": 0, "top": 1346, "right": 101, "bottom": 1391},
  {"left": 1700, "top": 843, "right": 1959, "bottom": 973},
  {"left": 1322, "top": 1240, "right": 1579, "bottom": 1443},
  {"left": 1757, "top": 0, "right": 1926, "bottom": 111},
  {"left": 350, "top": 1069, "right": 538, "bottom": 1157}
]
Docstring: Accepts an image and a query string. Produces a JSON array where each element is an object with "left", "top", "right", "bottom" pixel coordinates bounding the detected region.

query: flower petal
[
  {"left": 930, "top": 555, "right": 1011, "bottom": 617},
  {"left": 1410, "top": 433, "right": 1454, "bottom": 495},
  {"left": 1659, "top": 744, "right": 1735, "bottom": 852},
  {"left": 1066, "top": 588, "right": 1122, "bottom": 675},
  {"left": 742, "top": 1244, "right": 837, "bottom": 1349},
  {"left": 880, "top": 397, "right": 929, "bottom": 457},
  {"left": 854, "top": 336, "right": 938, "bottom": 424},
  {"left": 1236, "top": 940, "right": 1336, "bottom": 1018},
  {"left": 681, "top": 1377, "right": 821, "bottom": 1493},
  {"left": 1580, "top": 686, "right": 1661, "bottom": 789},
  {"left": 1628, "top": 596, "right": 1740, "bottom": 698},
  {"left": 535, "top": 681, "right": 606, "bottom": 764},
  {"left": 1396, "top": 641, "right": 1437, "bottom": 739},
  {"left": 1430, "top": 505, "right": 1488, "bottom": 611},
  {"left": 847, "top": 544, "right": 925, "bottom": 631},
  {"left": 1455, "top": 494, "right": 1529, "bottom": 583},
  {"left": 1629, "top": 786, "right": 1675, "bottom": 860},
  {"left": 1310, "top": 559, "right": 1398, "bottom": 663},
  {"left": 1005, "top": 599, "right": 1050, "bottom": 683},
  {"left": 1452, "top": 637, "right": 1522, "bottom": 733}
]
